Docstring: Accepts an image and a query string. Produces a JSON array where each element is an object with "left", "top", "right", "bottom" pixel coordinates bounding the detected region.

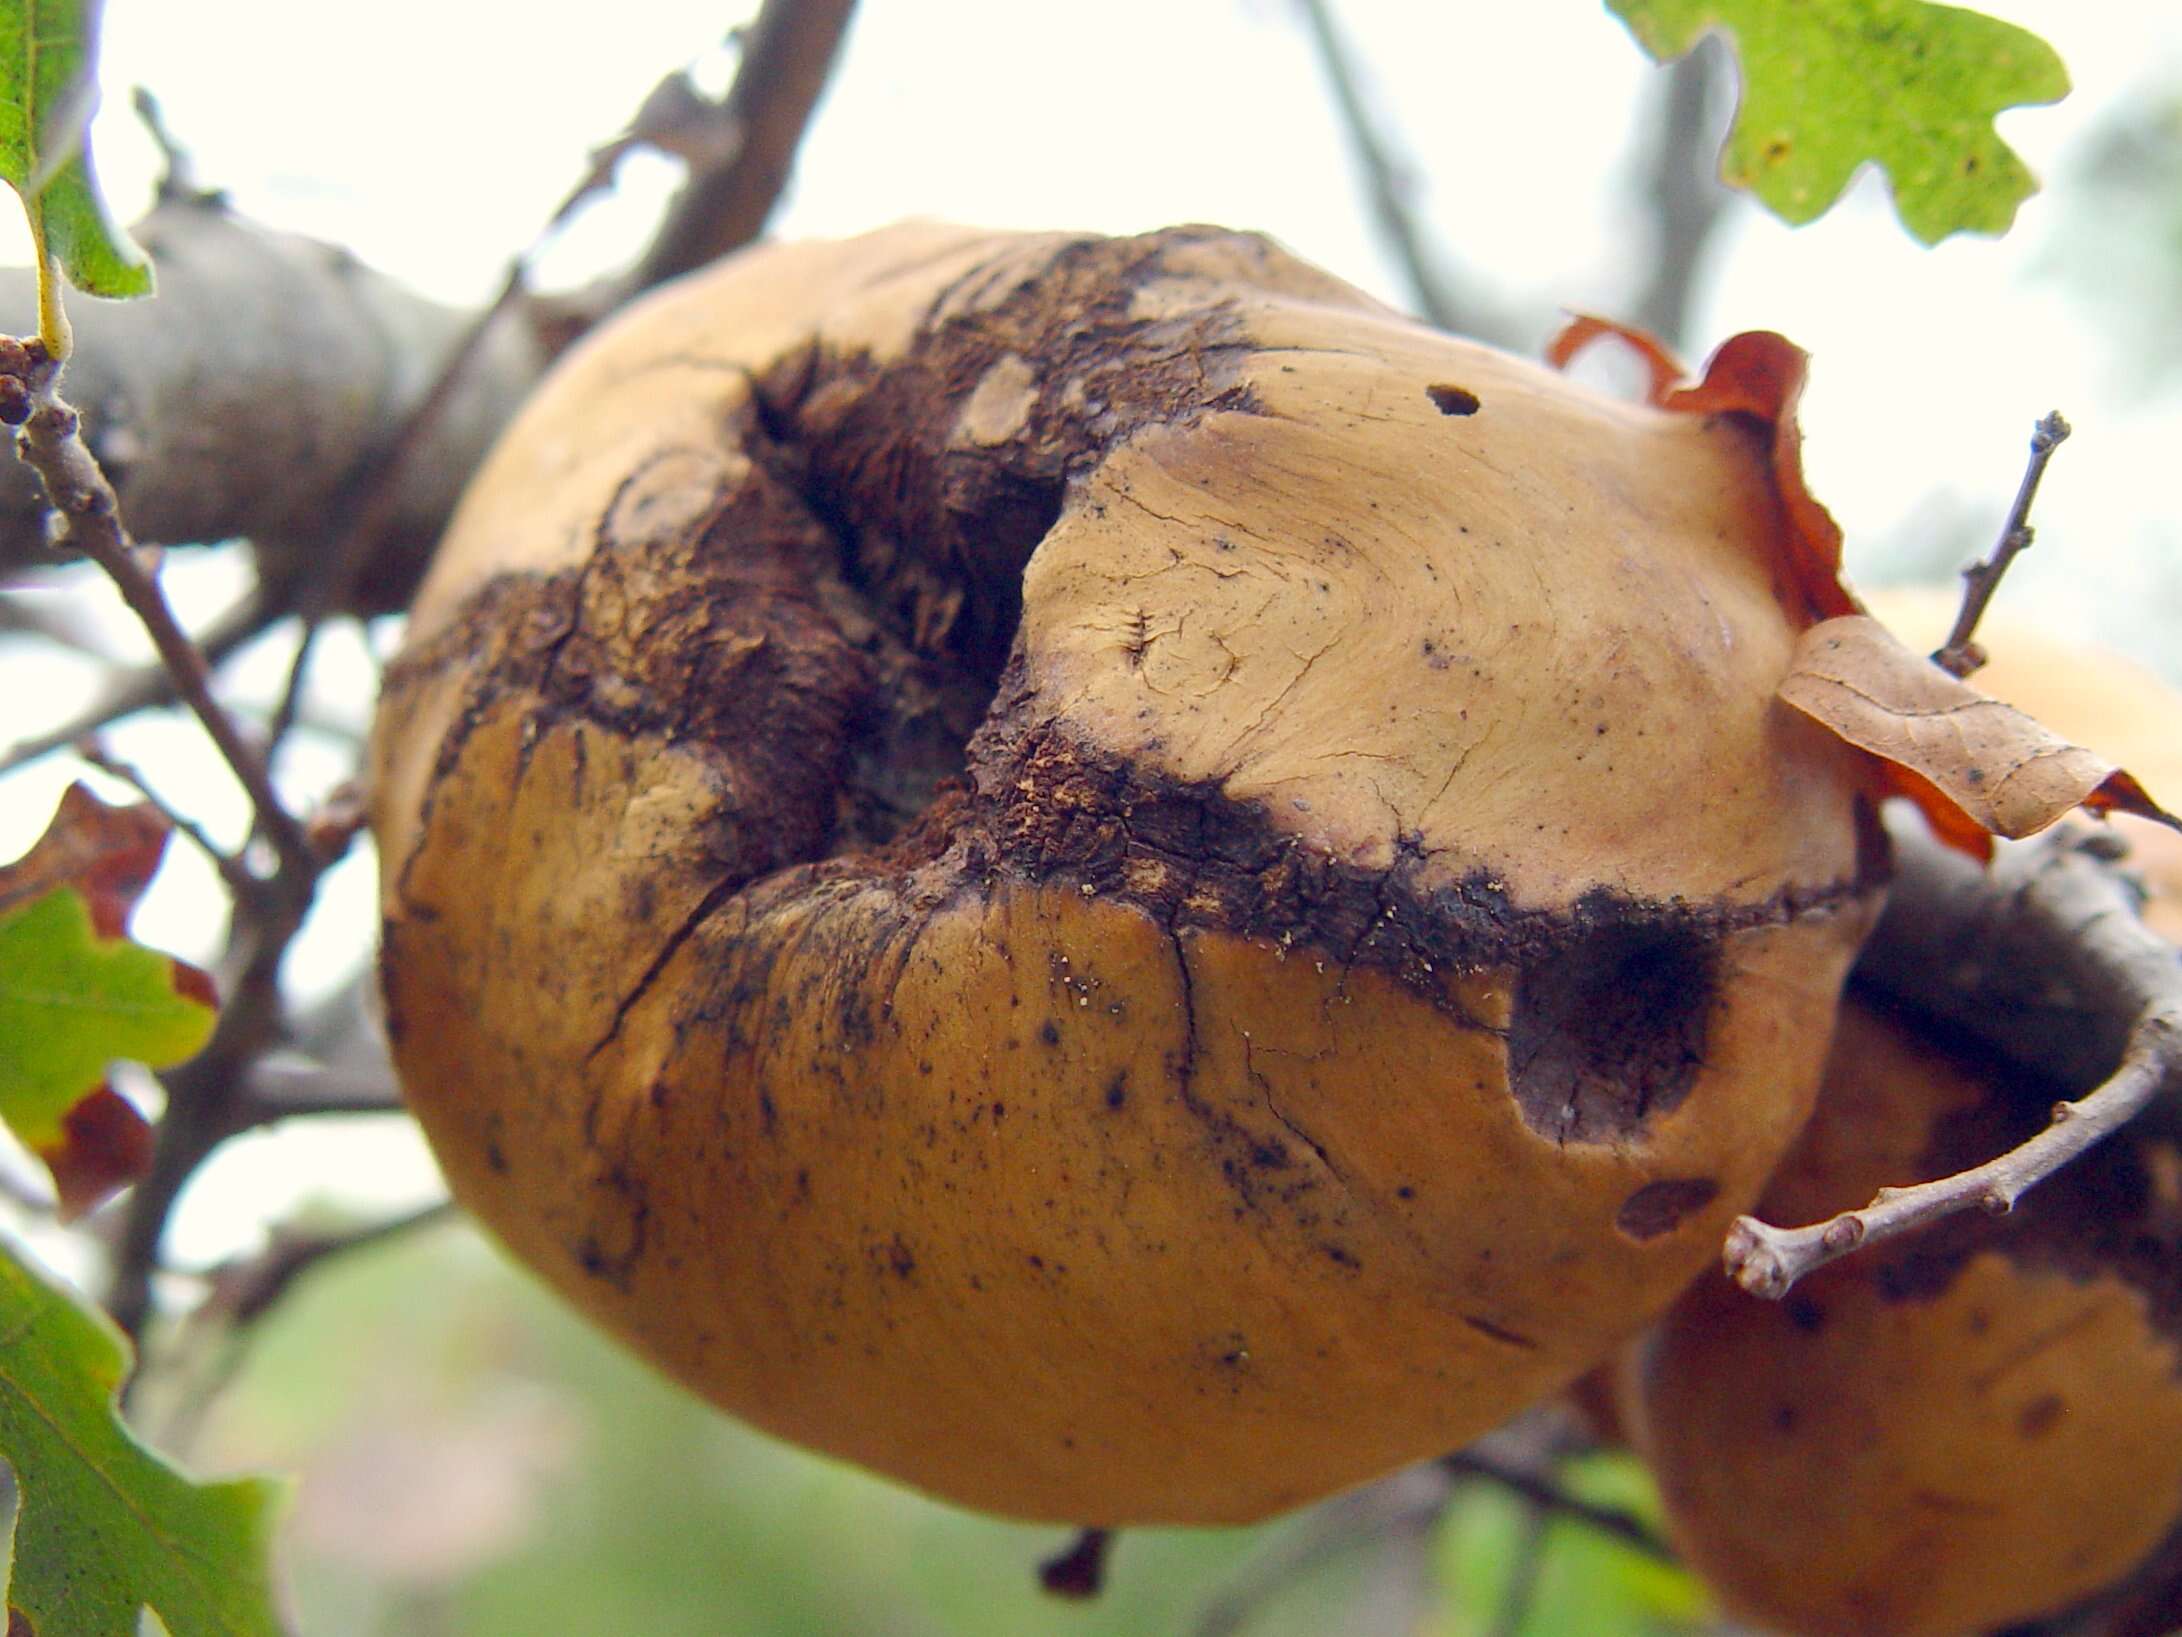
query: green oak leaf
[
  {"left": 0, "top": 887, "right": 212, "bottom": 1151},
  {"left": 1608, "top": 0, "right": 2070, "bottom": 243},
  {"left": 0, "top": 1236, "right": 286, "bottom": 1636},
  {"left": 0, "top": 0, "right": 153, "bottom": 350}
]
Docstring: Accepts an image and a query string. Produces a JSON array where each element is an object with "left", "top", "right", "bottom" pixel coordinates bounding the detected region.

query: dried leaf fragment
[{"left": 1780, "top": 615, "right": 2181, "bottom": 842}]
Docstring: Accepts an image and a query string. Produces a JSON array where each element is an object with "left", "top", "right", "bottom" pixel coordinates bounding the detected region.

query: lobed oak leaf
[
  {"left": 0, "top": 1236, "right": 286, "bottom": 1636},
  {"left": 0, "top": 784, "right": 215, "bottom": 1218}
]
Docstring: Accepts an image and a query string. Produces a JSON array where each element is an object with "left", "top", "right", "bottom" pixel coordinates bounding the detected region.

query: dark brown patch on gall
[
  {"left": 1426, "top": 384, "right": 1481, "bottom": 416},
  {"left": 2018, "top": 1393, "right": 2065, "bottom": 1438},
  {"left": 1615, "top": 1178, "right": 1722, "bottom": 1242},
  {"left": 386, "top": 224, "right": 1879, "bottom": 1154},
  {"left": 962, "top": 690, "right": 1871, "bottom": 1141},
  {"left": 1511, "top": 922, "right": 1716, "bottom": 1142},
  {"left": 752, "top": 229, "right": 1266, "bottom": 692}
]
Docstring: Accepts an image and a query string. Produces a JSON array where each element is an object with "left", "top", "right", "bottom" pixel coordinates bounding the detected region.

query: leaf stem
[{"left": 28, "top": 218, "right": 71, "bottom": 362}]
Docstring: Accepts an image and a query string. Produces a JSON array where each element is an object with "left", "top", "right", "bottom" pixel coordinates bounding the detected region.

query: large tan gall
[{"left": 369, "top": 223, "right": 1883, "bottom": 1525}]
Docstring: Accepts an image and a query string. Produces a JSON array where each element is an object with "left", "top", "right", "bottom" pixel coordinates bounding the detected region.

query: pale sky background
[{"left": 1, "top": 0, "right": 2178, "bottom": 1275}]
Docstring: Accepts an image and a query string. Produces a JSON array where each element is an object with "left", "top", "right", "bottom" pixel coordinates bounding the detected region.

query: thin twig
[
  {"left": 1727, "top": 815, "right": 2182, "bottom": 1299},
  {"left": 1730, "top": 1007, "right": 2177, "bottom": 1299},
  {"left": 1932, "top": 411, "right": 2072, "bottom": 678},
  {"left": 0, "top": 584, "right": 122, "bottom": 658},
  {"left": 203, "top": 1200, "right": 455, "bottom": 1330},
  {"left": 1292, "top": 0, "right": 1468, "bottom": 335},
  {"left": 75, "top": 741, "right": 259, "bottom": 906},
  {"left": 0, "top": 585, "right": 275, "bottom": 774},
  {"left": 235, "top": 1058, "right": 403, "bottom": 1127},
  {"left": 0, "top": 349, "right": 318, "bottom": 881},
  {"left": 262, "top": 62, "right": 755, "bottom": 755},
  {"left": 1195, "top": 1465, "right": 1456, "bottom": 1637},
  {"left": 131, "top": 88, "right": 219, "bottom": 207},
  {"left": 629, "top": 0, "right": 860, "bottom": 294},
  {"left": 1438, "top": 1452, "right": 1676, "bottom": 1562},
  {"left": 1037, "top": 1528, "right": 1113, "bottom": 1600},
  {"left": 1626, "top": 38, "right": 1732, "bottom": 351}
]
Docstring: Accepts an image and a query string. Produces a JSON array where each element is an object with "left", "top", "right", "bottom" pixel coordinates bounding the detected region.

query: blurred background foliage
[{"left": 142, "top": 1223, "right": 1705, "bottom": 1637}]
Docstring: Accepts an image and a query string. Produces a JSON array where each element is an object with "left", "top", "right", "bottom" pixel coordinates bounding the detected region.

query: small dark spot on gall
[
  {"left": 2018, "top": 1393, "right": 2065, "bottom": 1438},
  {"left": 1027, "top": 1253, "right": 1046, "bottom": 1270},
  {"left": 992, "top": 1100, "right": 1007, "bottom": 1121},
  {"left": 1427, "top": 384, "right": 1481, "bottom": 416},
  {"left": 885, "top": 1235, "right": 917, "bottom": 1279},
  {"left": 1322, "top": 1243, "right": 1361, "bottom": 1270},
  {"left": 1039, "top": 1019, "right": 1061, "bottom": 1047},
  {"left": 1615, "top": 1178, "right": 1721, "bottom": 1241},
  {"left": 1463, "top": 1314, "right": 1538, "bottom": 1349},
  {"left": 1105, "top": 1072, "right": 1129, "bottom": 1110},
  {"left": 759, "top": 1090, "right": 777, "bottom": 1134},
  {"left": 648, "top": 1077, "right": 670, "bottom": 1109},
  {"left": 1786, "top": 1295, "right": 1827, "bottom": 1333},
  {"left": 1773, "top": 1402, "right": 1799, "bottom": 1434},
  {"left": 1966, "top": 766, "right": 1986, "bottom": 785},
  {"left": 485, "top": 1140, "right": 508, "bottom": 1174},
  {"left": 1396, "top": 1185, "right": 1416, "bottom": 1200}
]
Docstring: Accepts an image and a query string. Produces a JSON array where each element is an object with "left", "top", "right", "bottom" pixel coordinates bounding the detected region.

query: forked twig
[
  {"left": 1195, "top": 1465, "right": 1457, "bottom": 1637},
  {"left": 0, "top": 584, "right": 275, "bottom": 774},
  {"left": 1, "top": 345, "right": 318, "bottom": 881},
  {"left": 1726, "top": 813, "right": 2182, "bottom": 1299},
  {"left": 1037, "top": 1527, "right": 1113, "bottom": 1599},
  {"left": 1932, "top": 410, "right": 2071, "bottom": 679},
  {"left": 76, "top": 740, "right": 259, "bottom": 905},
  {"left": 1292, "top": 0, "right": 1467, "bottom": 334},
  {"left": 1440, "top": 1451, "right": 1674, "bottom": 1562}
]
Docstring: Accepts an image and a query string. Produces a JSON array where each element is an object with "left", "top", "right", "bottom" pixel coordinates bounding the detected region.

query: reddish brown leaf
[
  {"left": 0, "top": 782, "right": 170, "bottom": 937},
  {"left": 1544, "top": 313, "right": 1686, "bottom": 405},
  {"left": 1547, "top": 322, "right": 1856, "bottom": 628},
  {"left": 1662, "top": 332, "right": 1855, "bottom": 625},
  {"left": 35, "top": 1085, "right": 156, "bottom": 1222},
  {"left": 1780, "top": 616, "right": 2182, "bottom": 843},
  {"left": 0, "top": 784, "right": 206, "bottom": 1216}
]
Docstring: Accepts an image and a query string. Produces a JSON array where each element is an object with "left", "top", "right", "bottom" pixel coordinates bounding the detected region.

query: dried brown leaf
[
  {"left": 1780, "top": 615, "right": 2182, "bottom": 842},
  {"left": 0, "top": 781, "right": 170, "bottom": 936}
]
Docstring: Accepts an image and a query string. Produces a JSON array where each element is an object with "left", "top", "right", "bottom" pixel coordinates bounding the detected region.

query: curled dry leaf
[{"left": 1780, "top": 614, "right": 2182, "bottom": 848}]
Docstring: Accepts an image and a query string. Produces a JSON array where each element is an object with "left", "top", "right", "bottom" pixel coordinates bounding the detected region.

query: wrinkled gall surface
[{"left": 370, "top": 224, "right": 1883, "bottom": 1524}]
